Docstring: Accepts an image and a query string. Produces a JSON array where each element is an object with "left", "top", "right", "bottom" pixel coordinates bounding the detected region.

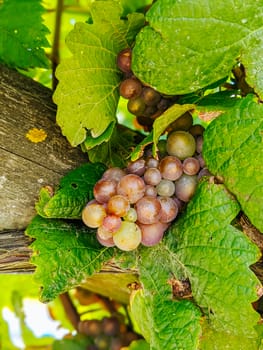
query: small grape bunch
[
  {"left": 78, "top": 316, "right": 140, "bottom": 350},
  {"left": 82, "top": 116, "right": 209, "bottom": 251},
  {"left": 117, "top": 48, "right": 177, "bottom": 131}
]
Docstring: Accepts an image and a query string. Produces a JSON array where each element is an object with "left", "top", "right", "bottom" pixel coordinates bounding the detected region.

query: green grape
[
  {"left": 166, "top": 131, "right": 196, "bottom": 160},
  {"left": 127, "top": 96, "right": 146, "bottom": 116},
  {"left": 113, "top": 221, "right": 142, "bottom": 251}
]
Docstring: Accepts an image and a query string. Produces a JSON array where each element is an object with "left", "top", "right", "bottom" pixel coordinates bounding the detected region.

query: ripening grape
[
  {"left": 141, "top": 86, "right": 161, "bottom": 106},
  {"left": 168, "top": 112, "right": 193, "bottom": 131},
  {"left": 175, "top": 174, "right": 198, "bottom": 202},
  {"left": 159, "top": 155, "right": 183, "bottom": 181},
  {"left": 195, "top": 153, "right": 205, "bottom": 168},
  {"left": 97, "top": 225, "right": 113, "bottom": 240},
  {"left": 117, "top": 48, "right": 132, "bottom": 73},
  {"left": 102, "top": 317, "right": 120, "bottom": 336},
  {"left": 158, "top": 196, "right": 178, "bottom": 223},
  {"left": 166, "top": 131, "right": 196, "bottom": 160},
  {"left": 156, "top": 179, "right": 175, "bottom": 197},
  {"left": 144, "top": 167, "right": 162, "bottom": 186},
  {"left": 145, "top": 157, "right": 159, "bottom": 168},
  {"left": 96, "top": 232, "right": 115, "bottom": 247},
  {"left": 82, "top": 202, "right": 107, "bottom": 228},
  {"left": 189, "top": 124, "right": 205, "bottom": 137},
  {"left": 102, "top": 167, "right": 126, "bottom": 181},
  {"left": 107, "top": 195, "right": 130, "bottom": 217},
  {"left": 123, "top": 207, "right": 137, "bottom": 222},
  {"left": 126, "top": 158, "right": 146, "bottom": 176},
  {"left": 145, "top": 184, "right": 158, "bottom": 197},
  {"left": 94, "top": 334, "right": 111, "bottom": 350},
  {"left": 119, "top": 78, "right": 142, "bottom": 99},
  {"left": 196, "top": 135, "right": 204, "bottom": 154},
  {"left": 127, "top": 96, "right": 146, "bottom": 116},
  {"left": 102, "top": 215, "right": 122, "bottom": 233},
  {"left": 135, "top": 196, "right": 161, "bottom": 224},
  {"left": 93, "top": 179, "right": 117, "bottom": 203},
  {"left": 78, "top": 319, "right": 102, "bottom": 336},
  {"left": 183, "top": 157, "right": 200, "bottom": 175},
  {"left": 113, "top": 221, "right": 142, "bottom": 251},
  {"left": 117, "top": 174, "right": 145, "bottom": 204},
  {"left": 139, "top": 221, "right": 168, "bottom": 246}
]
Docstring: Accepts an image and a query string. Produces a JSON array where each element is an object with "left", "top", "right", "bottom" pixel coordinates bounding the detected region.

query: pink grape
[
  {"left": 145, "top": 157, "right": 159, "bottom": 168},
  {"left": 107, "top": 195, "right": 130, "bottom": 217},
  {"left": 102, "top": 167, "right": 126, "bottom": 181},
  {"left": 135, "top": 196, "right": 161, "bottom": 224},
  {"left": 158, "top": 196, "right": 178, "bottom": 223},
  {"left": 97, "top": 225, "right": 113, "bottom": 240},
  {"left": 126, "top": 158, "right": 146, "bottom": 176},
  {"left": 138, "top": 221, "right": 169, "bottom": 246},
  {"left": 117, "top": 174, "right": 145, "bottom": 204},
  {"left": 183, "top": 157, "right": 200, "bottom": 175},
  {"left": 175, "top": 174, "right": 198, "bottom": 202},
  {"left": 145, "top": 185, "right": 158, "bottom": 197},
  {"left": 93, "top": 179, "right": 117, "bottom": 203},
  {"left": 113, "top": 221, "right": 142, "bottom": 251},
  {"left": 102, "top": 215, "right": 122, "bottom": 233},
  {"left": 96, "top": 232, "right": 115, "bottom": 247},
  {"left": 159, "top": 156, "right": 183, "bottom": 181},
  {"left": 144, "top": 167, "right": 162, "bottom": 186},
  {"left": 82, "top": 201, "right": 107, "bottom": 228}
]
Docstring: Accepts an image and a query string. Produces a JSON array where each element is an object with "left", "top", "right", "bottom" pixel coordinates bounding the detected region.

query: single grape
[
  {"left": 120, "top": 331, "right": 140, "bottom": 346},
  {"left": 175, "top": 174, "right": 198, "bottom": 202},
  {"left": 82, "top": 201, "right": 107, "bottom": 228},
  {"left": 197, "top": 167, "right": 211, "bottom": 180},
  {"left": 117, "top": 48, "right": 132, "bottom": 73},
  {"left": 135, "top": 196, "right": 161, "bottom": 224},
  {"left": 93, "top": 179, "right": 117, "bottom": 203},
  {"left": 113, "top": 221, "right": 142, "bottom": 251},
  {"left": 127, "top": 96, "right": 146, "bottom": 116},
  {"left": 189, "top": 124, "right": 205, "bottom": 137},
  {"left": 141, "top": 86, "right": 161, "bottom": 106},
  {"left": 143, "top": 105, "right": 158, "bottom": 117},
  {"left": 159, "top": 155, "right": 183, "bottom": 181},
  {"left": 97, "top": 225, "right": 113, "bottom": 240},
  {"left": 138, "top": 221, "right": 169, "bottom": 247},
  {"left": 117, "top": 174, "right": 145, "bottom": 204},
  {"left": 172, "top": 196, "right": 185, "bottom": 212},
  {"left": 126, "top": 158, "right": 146, "bottom": 176},
  {"left": 102, "top": 215, "right": 122, "bottom": 233},
  {"left": 158, "top": 196, "right": 178, "bottom": 223},
  {"left": 102, "top": 167, "right": 126, "bottom": 181},
  {"left": 168, "top": 112, "right": 193, "bottom": 131},
  {"left": 96, "top": 232, "right": 115, "bottom": 247},
  {"left": 156, "top": 179, "right": 175, "bottom": 197},
  {"left": 195, "top": 153, "right": 206, "bottom": 168},
  {"left": 144, "top": 167, "right": 162, "bottom": 186},
  {"left": 166, "top": 131, "right": 196, "bottom": 160},
  {"left": 157, "top": 139, "right": 168, "bottom": 158},
  {"left": 196, "top": 135, "right": 204, "bottom": 154},
  {"left": 110, "top": 337, "right": 123, "bottom": 350},
  {"left": 102, "top": 317, "right": 120, "bottom": 336},
  {"left": 183, "top": 157, "right": 200, "bottom": 175},
  {"left": 123, "top": 207, "right": 137, "bottom": 222},
  {"left": 107, "top": 194, "right": 130, "bottom": 217},
  {"left": 157, "top": 98, "right": 170, "bottom": 111},
  {"left": 119, "top": 78, "right": 142, "bottom": 99},
  {"left": 94, "top": 334, "right": 111, "bottom": 350},
  {"left": 78, "top": 319, "right": 102, "bottom": 336},
  {"left": 145, "top": 157, "right": 159, "bottom": 168},
  {"left": 145, "top": 184, "right": 158, "bottom": 197}
]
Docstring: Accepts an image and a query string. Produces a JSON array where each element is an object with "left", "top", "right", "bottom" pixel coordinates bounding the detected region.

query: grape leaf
[
  {"left": 53, "top": 1, "right": 145, "bottom": 147},
  {"left": 0, "top": 0, "right": 49, "bottom": 69},
  {"left": 36, "top": 162, "right": 106, "bottom": 219},
  {"left": 132, "top": 0, "right": 263, "bottom": 95},
  {"left": 128, "top": 339, "right": 150, "bottom": 350},
  {"left": 168, "top": 180, "right": 261, "bottom": 337},
  {"left": 203, "top": 95, "right": 263, "bottom": 232},
  {"left": 25, "top": 216, "right": 113, "bottom": 302}
]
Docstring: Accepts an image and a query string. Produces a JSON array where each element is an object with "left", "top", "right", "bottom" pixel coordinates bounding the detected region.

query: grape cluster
[
  {"left": 78, "top": 316, "right": 140, "bottom": 350},
  {"left": 82, "top": 113, "right": 210, "bottom": 251},
  {"left": 117, "top": 48, "right": 177, "bottom": 131}
]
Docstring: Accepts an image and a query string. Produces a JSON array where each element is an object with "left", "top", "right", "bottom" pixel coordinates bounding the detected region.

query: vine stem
[
  {"left": 59, "top": 292, "right": 80, "bottom": 330},
  {"left": 51, "top": 0, "right": 64, "bottom": 91}
]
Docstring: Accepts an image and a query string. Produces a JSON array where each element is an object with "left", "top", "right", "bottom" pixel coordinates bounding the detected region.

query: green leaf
[
  {"left": 132, "top": 0, "right": 263, "bottom": 95},
  {"left": 168, "top": 180, "right": 261, "bottom": 337},
  {"left": 0, "top": 0, "right": 49, "bottom": 69},
  {"left": 128, "top": 339, "right": 150, "bottom": 350},
  {"left": 130, "top": 289, "right": 202, "bottom": 350},
  {"left": 53, "top": 1, "right": 145, "bottom": 146},
  {"left": 203, "top": 95, "right": 263, "bottom": 232},
  {"left": 26, "top": 216, "right": 113, "bottom": 302},
  {"left": 86, "top": 125, "right": 144, "bottom": 167},
  {"left": 36, "top": 162, "right": 106, "bottom": 219}
]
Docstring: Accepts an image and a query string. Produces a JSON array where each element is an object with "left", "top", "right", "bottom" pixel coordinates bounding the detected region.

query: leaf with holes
[
  {"left": 25, "top": 216, "right": 113, "bottom": 302},
  {"left": 36, "top": 162, "right": 106, "bottom": 219}
]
